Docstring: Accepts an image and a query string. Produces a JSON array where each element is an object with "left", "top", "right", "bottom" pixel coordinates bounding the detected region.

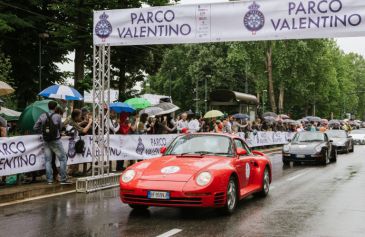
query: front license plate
[
  {"left": 148, "top": 191, "right": 170, "bottom": 200},
  {"left": 297, "top": 155, "right": 305, "bottom": 158}
]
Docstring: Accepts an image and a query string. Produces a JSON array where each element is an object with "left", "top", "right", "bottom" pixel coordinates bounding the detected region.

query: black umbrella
[
  {"left": 304, "top": 116, "right": 322, "bottom": 122},
  {"left": 263, "top": 112, "right": 278, "bottom": 118},
  {"left": 263, "top": 116, "right": 276, "bottom": 123},
  {"left": 233, "top": 113, "right": 249, "bottom": 120}
]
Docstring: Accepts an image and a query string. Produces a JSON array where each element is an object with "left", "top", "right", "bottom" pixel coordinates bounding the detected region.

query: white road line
[
  {"left": 286, "top": 170, "right": 312, "bottom": 181},
  {"left": 155, "top": 229, "right": 182, "bottom": 237},
  {"left": 0, "top": 190, "right": 76, "bottom": 207}
]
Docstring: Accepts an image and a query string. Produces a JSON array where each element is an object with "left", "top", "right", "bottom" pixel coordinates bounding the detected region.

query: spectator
[
  {"left": 188, "top": 114, "right": 200, "bottom": 133},
  {"left": 108, "top": 110, "right": 120, "bottom": 134},
  {"left": 33, "top": 101, "right": 70, "bottom": 184},
  {"left": 0, "top": 115, "right": 7, "bottom": 185},
  {"left": 176, "top": 113, "right": 188, "bottom": 133}
]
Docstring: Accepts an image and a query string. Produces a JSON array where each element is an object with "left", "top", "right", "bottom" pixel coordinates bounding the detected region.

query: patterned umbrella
[
  {"left": 39, "top": 85, "right": 83, "bottom": 101},
  {"left": 139, "top": 107, "right": 164, "bottom": 116},
  {"left": 155, "top": 102, "right": 180, "bottom": 115}
]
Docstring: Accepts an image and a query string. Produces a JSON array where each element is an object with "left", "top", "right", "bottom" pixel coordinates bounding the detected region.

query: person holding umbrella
[{"left": 33, "top": 101, "right": 71, "bottom": 185}]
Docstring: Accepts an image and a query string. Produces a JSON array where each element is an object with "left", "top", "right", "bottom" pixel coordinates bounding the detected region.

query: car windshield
[
  {"left": 326, "top": 130, "right": 347, "bottom": 138},
  {"left": 166, "top": 135, "right": 233, "bottom": 157},
  {"left": 292, "top": 132, "right": 325, "bottom": 143}
]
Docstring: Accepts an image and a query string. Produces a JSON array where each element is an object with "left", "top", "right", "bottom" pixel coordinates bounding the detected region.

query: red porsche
[{"left": 120, "top": 133, "right": 272, "bottom": 214}]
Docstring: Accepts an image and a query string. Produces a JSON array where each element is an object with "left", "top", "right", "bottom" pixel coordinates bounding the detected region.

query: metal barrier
[{"left": 76, "top": 173, "right": 120, "bottom": 193}]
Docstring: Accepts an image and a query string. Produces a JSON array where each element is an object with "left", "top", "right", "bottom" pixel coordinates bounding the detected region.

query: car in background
[
  {"left": 120, "top": 133, "right": 272, "bottom": 215},
  {"left": 350, "top": 129, "right": 365, "bottom": 145},
  {"left": 326, "top": 130, "right": 354, "bottom": 153},
  {"left": 282, "top": 131, "right": 336, "bottom": 166}
]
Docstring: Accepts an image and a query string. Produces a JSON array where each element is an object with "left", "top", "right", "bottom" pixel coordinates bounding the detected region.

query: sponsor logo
[
  {"left": 161, "top": 166, "right": 180, "bottom": 174},
  {"left": 95, "top": 12, "right": 113, "bottom": 41},
  {"left": 244, "top": 1, "right": 265, "bottom": 35},
  {"left": 135, "top": 137, "right": 145, "bottom": 155},
  {"left": 246, "top": 162, "right": 251, "bottom": 179}
]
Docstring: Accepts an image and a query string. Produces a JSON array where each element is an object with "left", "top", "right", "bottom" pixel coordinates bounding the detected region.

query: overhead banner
[{"left": 93, "top": 0, "right": 365, "bottom": 46}]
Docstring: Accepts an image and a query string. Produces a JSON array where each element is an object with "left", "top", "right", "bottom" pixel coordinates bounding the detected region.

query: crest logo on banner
[
  {"left": 243, "top": 1, "right": 265, "bottom": 35},
  {"left": 95, "top": 12, "right": 113, "bottom": 41},
  {"left": 135, "top": 137, "right": 145, "bottom": 155}
]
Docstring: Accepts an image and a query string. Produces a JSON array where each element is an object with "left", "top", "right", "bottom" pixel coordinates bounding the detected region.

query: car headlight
[
  {"left": 121, "top": 170, "right": 136, "bottom": 183},
  {"left": 196, "top": 172, "right": 212, "bottom": 186},
  {"left": 283, "top": 145, "right": 290, "bottom": 152},
  {"left": 315, "top": 146, "right": 322, "bottom": 153}
]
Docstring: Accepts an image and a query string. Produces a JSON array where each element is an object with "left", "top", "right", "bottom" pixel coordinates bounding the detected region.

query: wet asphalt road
[{"left": 1, "top": 146, "right": 365, "bottom": 237}]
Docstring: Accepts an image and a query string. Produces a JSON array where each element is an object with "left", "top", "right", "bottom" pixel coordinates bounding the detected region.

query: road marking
[
  {"left": 155, "top": 229, "right": 182, "bottom": 237},
  {"left": 286, "top": 170, "right": 311, "bottom": 181},
  {"left": 0, "top": 190, "right": 76, "bottom": 207}
]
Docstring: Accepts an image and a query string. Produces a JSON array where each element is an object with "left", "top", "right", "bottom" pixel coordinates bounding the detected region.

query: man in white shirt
[
  {"left": 177, "top": 113, "right": 189, "bottom": 133},
  {"left": 188, "top": 114, "right": 200, "bottom": 133}
]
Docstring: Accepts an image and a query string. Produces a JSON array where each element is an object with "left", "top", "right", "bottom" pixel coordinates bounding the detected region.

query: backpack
[{"left": 42, "top": 113, "right": 59, "bottom": 141}]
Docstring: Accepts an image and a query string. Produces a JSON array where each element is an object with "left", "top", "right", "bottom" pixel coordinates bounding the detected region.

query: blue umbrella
[
  {"left": 233, "top": 113, "right": 249, "bottom": 120},
  {"left": 109, "top": 102, "right": 135, "bottom": 113},
  {"left": 39, "top": 85, "right": 83, "bottom": 101}
]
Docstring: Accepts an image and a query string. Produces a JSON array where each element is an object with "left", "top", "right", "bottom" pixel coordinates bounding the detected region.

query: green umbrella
[
  {"left": 124, "top": 98, "right": 151, "bottom": 110},
  {"left": 0, "top": 107, "right": 21, "bottom": 121},
  {"left": 18, "top": 100, "right": 55, "bottom": 131},
  {"left": 204, "top": 110, "right": 224, "bottom": 119}
]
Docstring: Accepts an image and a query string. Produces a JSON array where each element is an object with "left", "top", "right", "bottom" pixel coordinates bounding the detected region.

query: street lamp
[
  {"left": 38, "top": 32, "right": 49, "bottom": 93},
  {"left": 205, "top": 74, "right": 211, "bottom": 113},
  {"left": 262, "top": 89, "right": 267, "bottom": 113},
  {"left": 169, "top": 66, "right": 176, "bottom": 99}
]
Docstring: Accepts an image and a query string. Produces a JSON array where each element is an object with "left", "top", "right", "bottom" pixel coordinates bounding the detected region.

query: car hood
[
  {"left": 139, "top": 156, "right": 223, "bottom": 182},
  {"left": 288, "top": 142, "right": 324, "bottom": 155},
  {"left": 351, "top": 134, "right": 365, "bottom": 140},
  {"left": 331, "top": 138, "right": 347, "bottom": 145}
]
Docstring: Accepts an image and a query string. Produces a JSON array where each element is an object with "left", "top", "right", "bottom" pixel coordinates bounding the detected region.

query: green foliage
[{"left": 148, "top": 39, "right": 365, "bottom": 120}]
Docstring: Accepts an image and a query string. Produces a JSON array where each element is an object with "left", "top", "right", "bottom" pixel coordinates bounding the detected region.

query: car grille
[
  {"left": 214, "top": 192, "right": 225, "bottom": 206},
  {"left": 123, "top": 194, "right": 203, "bottom": 206}
]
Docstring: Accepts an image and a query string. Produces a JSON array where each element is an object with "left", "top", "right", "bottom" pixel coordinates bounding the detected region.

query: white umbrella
[{"left": 0, "top": 81, "right": 15, "bottom": 96}]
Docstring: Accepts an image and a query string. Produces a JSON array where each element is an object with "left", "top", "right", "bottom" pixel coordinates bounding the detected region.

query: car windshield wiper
[
  {"left": 175, "top": 152, "right": 203, "bottom": 157},
  {"left": 193, "top": 151, "right": 230, "bottom": 156}
]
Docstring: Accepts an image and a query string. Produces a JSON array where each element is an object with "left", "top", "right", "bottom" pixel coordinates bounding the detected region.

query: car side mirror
[
  {"left": 160, "top": 147, "right": 167, "bottom": 154},
  {"left": 348, "top": 136, "right": 352, "bottom": 138},
  {"left": 329, "top": 140, "right": 333, "bottom": 143},
  {"left": 236, "top": 148, "right": 247, "bottom": 156},
  {"left": 287, "top": 139, "right": 292, "bottom": 142}
]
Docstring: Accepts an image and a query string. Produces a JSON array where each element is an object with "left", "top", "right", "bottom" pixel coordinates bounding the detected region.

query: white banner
[
  {"left": 0, "top": 132, "right": 291, "bottom": 176},
  {"left": 93, "top": 0, "right": 365, "bottom": 46},
  {"left": 83, "top": 89, "right": 119, "bottom": 104}
]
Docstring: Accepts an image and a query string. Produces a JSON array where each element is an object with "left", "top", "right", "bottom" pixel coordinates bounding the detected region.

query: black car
[
  {"left": 326, "top": 130, "right": 354, "bottom": 153},
  {"left": 282, "top": 131, "right": 336, "bottom": 166}
]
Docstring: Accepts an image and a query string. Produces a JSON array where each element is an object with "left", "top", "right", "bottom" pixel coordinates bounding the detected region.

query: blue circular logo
[
  {"left": 95, "top": 12, "right": 112, "bottom": 40},
  {"left": 244, "top": 2, "right": 265, "bottom": 34}
]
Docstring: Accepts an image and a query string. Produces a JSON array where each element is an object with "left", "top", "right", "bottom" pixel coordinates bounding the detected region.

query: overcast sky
[{"left": 57, "top": 0, "right": 365, "bottom": 73}]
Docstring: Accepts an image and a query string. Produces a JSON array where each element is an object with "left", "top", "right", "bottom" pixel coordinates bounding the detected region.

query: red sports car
[{"left": 120, "top": 133, "right": 272, "bottom": 214}]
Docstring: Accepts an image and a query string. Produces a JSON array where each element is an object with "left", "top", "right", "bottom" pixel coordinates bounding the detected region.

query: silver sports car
[
  {"left": 325, "top": 130, "right": 354, "bottom": 153},
  {"left": 282, "top": 131, "right": 336, "bottom": 165}
]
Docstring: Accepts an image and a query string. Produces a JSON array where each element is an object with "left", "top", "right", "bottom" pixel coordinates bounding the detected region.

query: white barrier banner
[
  {"left": 0, "top": 135, "right": 44, "bottom": 176},
  {"left": 93, "top": 0, "right": 365, "bottom": 46},
  {"left": 1, "top": 132, "right": 292, "bottom": 176}
]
